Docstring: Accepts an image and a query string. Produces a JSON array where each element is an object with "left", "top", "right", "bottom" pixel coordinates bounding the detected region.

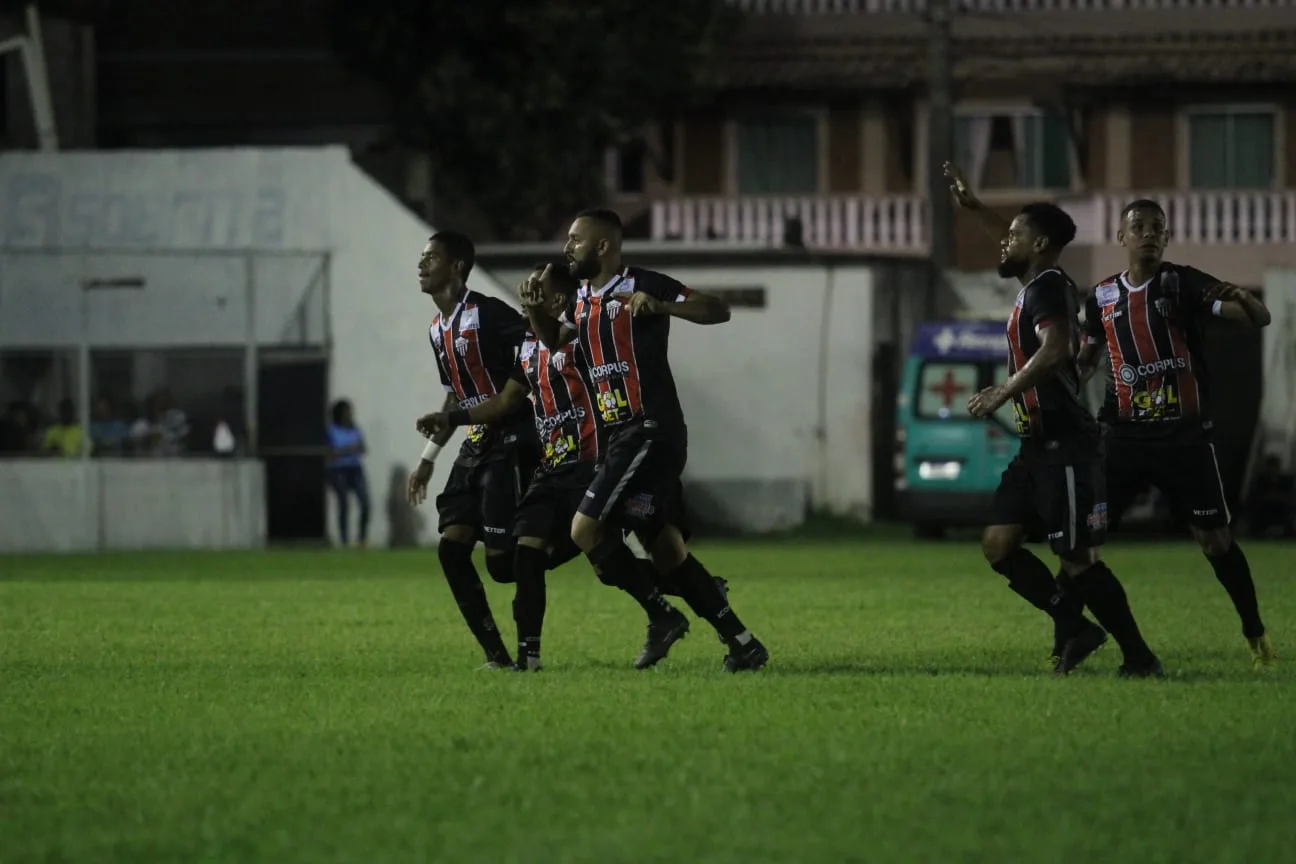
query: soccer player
[
  {"left": 522, "top": 209, "right": 769, "bottom": 672},
  {"left": 1078, "top": 199, "right": 1276, "bottom": 668},
  {"left": 418, "top": 261, "right": 726, "bottom": 671},
  {"left": 406, "top": 230, "right": 538, "bottom": 669},
  {"left": 944, "top": 163, "right": 1162, "bottom": 677}
]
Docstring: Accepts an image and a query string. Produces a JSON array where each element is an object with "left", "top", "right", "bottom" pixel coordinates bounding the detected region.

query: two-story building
[{"left": 612, "top": 0, "right": 1296, "bottom": 288}]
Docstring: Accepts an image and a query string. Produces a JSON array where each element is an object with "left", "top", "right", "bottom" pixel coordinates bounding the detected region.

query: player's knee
[
  {"left": 517, "top": 536, "right": 548, "bottom": 552},
  {"left": 570, "top": 515, "right": 602, "bottom": 553},
  {"left": 441, "top": 524, "right": 475, "bottom": 546},
  {"left": 648, "top": 526, "right": 688, "bottom": 572},
  {"left": 1194, "top": 526, "right": 1232, "bottom": 557},
  {"left": 1058, "top": 547, "right": 1099, "bottom": 575},
  {"left": 484, "top": 550, "right": 515, "bottom": 584},
  {"left": 981, "top": 526, "right": 1022, "bottom": 565}
]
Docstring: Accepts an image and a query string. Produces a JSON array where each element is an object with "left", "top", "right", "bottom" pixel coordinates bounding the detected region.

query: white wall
[
  {"left": 490, "top": 260, "right": 877, "bottom": 529},
  {"left": 1261, "top": 269, "right": 1296, "bottom": 469},
  {"left": 0, "top": 459, "right": 265, "bottom": 552},
  {"left": 0, "top": 147, "right": 521, "bottom": 548}
]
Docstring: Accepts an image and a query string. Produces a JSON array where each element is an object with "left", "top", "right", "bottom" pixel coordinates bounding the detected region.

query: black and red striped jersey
[
  {"left": 429, "top": 289, "right": 531, "bottom": 464},
  {"left": 563, "top": 266, "right": 689, "bottom": 435},
  {"left": 510, "top": 332, "right": 599, "bottom": 473},
  {"left": 1004, "top": 268, "right": 1097, "bottom": 443},
  {"left": 1084, "top": 263, "right": 1218, "bottom": 438}
]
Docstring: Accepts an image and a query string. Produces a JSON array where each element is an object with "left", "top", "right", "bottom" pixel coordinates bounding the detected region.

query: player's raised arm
[
  {"left": 943, "top": 161, "right": 1012, "bottom": 242},
  {"left": 520, "top": 265, "right": 575, "bottom": 349}
]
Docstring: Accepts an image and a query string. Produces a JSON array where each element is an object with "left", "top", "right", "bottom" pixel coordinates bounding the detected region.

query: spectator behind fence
[
  {"left": 326, "top": 398, "right": 370, "bottom": 548},
  {"left": 41, "top": 399, "right": 84, "bottom": 458},
  {"left": 0, "top": 401, "right": 38, "bottom": 454},
  {"left": 153, "top": 389, "right": 190, "bottom": 456},
  {"left": 90, "top": 396, "right": 130, "bottom": 456},
  {"left": 1247, "top": 455, "right": 1296, "bottom": 538}
]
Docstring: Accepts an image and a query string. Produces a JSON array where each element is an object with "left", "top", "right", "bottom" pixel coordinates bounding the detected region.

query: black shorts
[
  {"left": 1106, "top": 432, "right": 1231, "bottom": 530},
  {"left": 577, "top": 420, "right": 690, "bottom": 543},
  {"left": 992, "top": 442, "right": 1108, "bottom": 556},
  {"left": 436, "top": 450, "right": 535, "bottom": 552},
  {"left": 513, "top": 463, "right": 595, "bottom": 545}
]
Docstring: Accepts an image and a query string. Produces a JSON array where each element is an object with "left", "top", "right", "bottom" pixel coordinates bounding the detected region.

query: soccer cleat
[
  {"left": 723, "top": 638, "right": 769, "bottom": 673},
  {"left": 634, "top": 611, "right": 690, "bottom": 670},
  {"left": 1117, "top": 658, "right": 1165, "bottom": 679},
  {"left": 477, "top": 660, "right": 511, "bottom": 670},
  {"left": 1055, "top": 621, "right": 1109, "bottom": 676},
  {"left": 510, "top": 656, "right": 543, "bottom": 672},
  {"left": 1248, "top": 634, "right": 1277, "bottom": 669}
]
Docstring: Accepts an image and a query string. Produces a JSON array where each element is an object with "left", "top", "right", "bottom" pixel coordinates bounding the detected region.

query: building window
[
  {"left": 954, "top": 111, "right": 1071, "bottom": 191},
  {"left": 735, "top": 114, "right": 819, "bottom": 195},
  {"left": 1188, "top": 108, "right": 1275, "bottom": 189},
  {"left": 605, "top": 140, "right": 646, "bottom": 196}
]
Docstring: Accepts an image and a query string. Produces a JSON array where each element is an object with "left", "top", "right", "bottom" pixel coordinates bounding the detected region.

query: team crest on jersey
[
  {"left": 550, "top": 347, "right": 568, "bottom": 370},
  {"left": 1095, "top": 280, "right": 1121, "bottom": 308},
  {"left": 458, "top": 306, "right": 480, "bottom": 331},
  {"left": 605, "top": 299, "right": 624, "bottom": 319},
  {"left": 454, "top": 335, "right": 469, "bottom": 356}
]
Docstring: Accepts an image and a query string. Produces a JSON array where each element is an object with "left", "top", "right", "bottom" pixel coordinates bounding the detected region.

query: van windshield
[{"left": 916, "top": 361, "right": 1017, "bottom": 433}]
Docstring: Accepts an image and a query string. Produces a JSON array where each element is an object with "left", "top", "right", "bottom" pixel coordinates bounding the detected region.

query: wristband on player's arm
[{"left": 447, "top": 409, "right": 472, "bottom": 427}]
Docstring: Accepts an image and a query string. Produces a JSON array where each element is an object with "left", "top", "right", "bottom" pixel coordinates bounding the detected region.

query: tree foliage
[{"left": 331, "top": 0, "right": 738, "bottom": 240}]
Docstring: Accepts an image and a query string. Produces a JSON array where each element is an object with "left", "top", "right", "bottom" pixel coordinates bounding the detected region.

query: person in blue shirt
[{"left": 326, "top": 399, "right": 370, "bottom": 547}]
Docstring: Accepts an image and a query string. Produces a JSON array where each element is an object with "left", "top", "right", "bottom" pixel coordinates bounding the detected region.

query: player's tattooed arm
[
  {"left": 450, "top": 378, "right": 530, "bottom": 430},
  {"left": 969, "top": 321, "right": 1073, "bottom": 418},
  {"left": 943, "top": 161, "right": 1011, "bottom": 242},
  {"left": 415, "top": 392, "right": 460, "bottom": 447}
]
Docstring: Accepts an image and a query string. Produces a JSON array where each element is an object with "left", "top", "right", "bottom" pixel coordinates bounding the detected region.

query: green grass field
[{"left": 3, "top": 539, "right": 1295, "bottom": 863}]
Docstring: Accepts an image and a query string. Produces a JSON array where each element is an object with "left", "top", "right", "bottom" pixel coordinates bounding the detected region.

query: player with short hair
[
  {"left": 418, "top": 260, "right": 726, "bottom": 671},
  {"left": 522, "top": 208, "right": 769, "bottom": 672},
  {"left": 1078, "top": 198, "right": 1276, "bottom": 668},
  {"left": 945, "top": 163, "right": 1162, "bottom": 678},
  {"left": 407, "top": 230, "right": 537, "bottom": 669}
]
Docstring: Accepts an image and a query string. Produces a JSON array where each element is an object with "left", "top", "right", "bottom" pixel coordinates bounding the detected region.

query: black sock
[
  {"left": 513, "top": 545, "right": 549, "bottom": 662},
  {"left": 485, "top": 551, "right": 516, "bottom": 584},
  {"left": 437, "top": 539, "right": 509, "bottom": 661},
  {"left": 588, "top": 536, "right": 678, "bottom": 622},
  {"left": 1207, "top": 542, "right": 1265, "bottom": 639},
  {"left": 1071, "top": 561, "right": 1157, "bottom": 667},
  {"left": 647, "top": 559, "right": 684, "bottom": 596},
  {"left": 669, "top": 554, "right": 751, "bottom": 647},
  {"left": 991, "top": 549, "right": 1084, "bottom": 631}
]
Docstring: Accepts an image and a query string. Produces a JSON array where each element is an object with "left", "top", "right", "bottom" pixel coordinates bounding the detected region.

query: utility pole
[{"left": 926, "top": 0, "right": 954, "bottom": 283}]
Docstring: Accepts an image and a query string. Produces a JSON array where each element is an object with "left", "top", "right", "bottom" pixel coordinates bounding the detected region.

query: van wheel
[{"left": 913, "top": 522, "right": 945, "bottom": 540}]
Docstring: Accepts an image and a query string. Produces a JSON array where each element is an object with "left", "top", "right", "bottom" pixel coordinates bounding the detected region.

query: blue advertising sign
[{"left": 911, "top": 321, "right": 1007, "bottom": 360}]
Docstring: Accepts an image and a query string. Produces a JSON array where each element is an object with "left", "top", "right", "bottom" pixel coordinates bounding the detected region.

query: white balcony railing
[
  {"left": 651, "top": 195, "right": 928, "bottom": 252},
  {"left": 650, "top": 191, "right": 1296, "bottom": 249},
  {"left": 733, "top": 0, "right": 1294, "bottom": 13},
  {"left": 1068, "top": 192, "right": 1296, "bottom": 245}
]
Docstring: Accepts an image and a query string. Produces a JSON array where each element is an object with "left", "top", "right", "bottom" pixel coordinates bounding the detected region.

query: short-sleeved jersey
[
  {"left": 1005, "top": 268, "right": 1097, "bottom": 444},
  {"left": 1083, "top": 263, "right": 1219, "bottom": 439},
  {"left": 429, "top": 289, "right": 531, "bottom": 464},
  {"left": 509, "top": 332, "right": 600, "bottom": 473},
  {"left": 563, "top": 266, "right": 690, "bottom": 435}
]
